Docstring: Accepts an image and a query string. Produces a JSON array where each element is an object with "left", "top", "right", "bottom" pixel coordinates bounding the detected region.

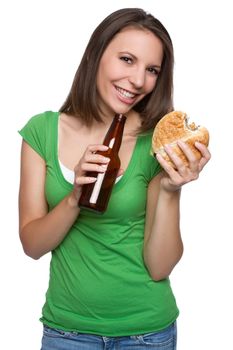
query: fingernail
[
  {"left": 89, "top": 177, "right": 97, "bottom": 182},
  {"left": 100, "top": 165, "right": 108, "bottom": 171},
  {"left": 177, "top": 140, "right": 185, "bottom": 146},
  {"left": 156, "top": 153, "right": 163, "bottom": 161},
  {"left": 164, "top": 144, "right": 171, "bottom": 151}
]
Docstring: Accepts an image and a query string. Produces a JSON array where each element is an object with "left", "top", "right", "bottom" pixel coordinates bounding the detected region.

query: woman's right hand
[{"left": 70, "top": 144, "right": 110, "bottom": 204}]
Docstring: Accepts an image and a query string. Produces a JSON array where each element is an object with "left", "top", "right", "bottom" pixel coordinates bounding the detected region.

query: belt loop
[{"left": 102, "top": 336, "right": 108, "bottom": 343}]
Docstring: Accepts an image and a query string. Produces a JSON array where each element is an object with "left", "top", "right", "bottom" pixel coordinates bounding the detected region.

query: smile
[{"left": 115, "top": 86, "right": 137, "bottom": 99}]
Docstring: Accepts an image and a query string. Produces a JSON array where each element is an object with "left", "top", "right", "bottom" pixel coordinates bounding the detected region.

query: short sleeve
[
  {"left": 149, "top": 153, "right": 162, "bottom": 179},
  {"left": 139, "top": 132, "right": 162, "bottom": 182},
  {"left": 18, "top": 112, "right": 48, "bottom": 160}
]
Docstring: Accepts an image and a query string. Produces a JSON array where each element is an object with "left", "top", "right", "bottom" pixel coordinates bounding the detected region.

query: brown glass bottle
[{"left": 78, "top": 114, "right": 126, "bottom": 213}]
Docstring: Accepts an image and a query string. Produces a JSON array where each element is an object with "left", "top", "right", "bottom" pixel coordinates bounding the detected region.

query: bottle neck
[{"left": 103, "top": 114, "right": 126, "bottom": 152}]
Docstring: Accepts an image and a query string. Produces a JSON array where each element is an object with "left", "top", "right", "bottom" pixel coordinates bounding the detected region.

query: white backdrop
[{"left": 1, "top": 0, "right": 232, "bottom": 349}]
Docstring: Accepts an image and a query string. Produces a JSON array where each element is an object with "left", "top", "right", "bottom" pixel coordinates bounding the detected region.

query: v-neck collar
[{"left": 52, "top": 112, "right": 142, "bottom": 192}]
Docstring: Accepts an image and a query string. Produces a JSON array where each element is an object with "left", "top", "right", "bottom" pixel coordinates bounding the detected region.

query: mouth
[
  {"left": 115, "top": 86, "right": 138, "bottom": 100},
  {"left": 184, "top": 115, "right": 199, "bottom": 131}
]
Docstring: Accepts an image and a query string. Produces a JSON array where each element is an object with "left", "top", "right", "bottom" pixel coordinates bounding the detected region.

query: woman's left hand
[{"left": 156, "top": 140, "right": 211, "bottom": 192}]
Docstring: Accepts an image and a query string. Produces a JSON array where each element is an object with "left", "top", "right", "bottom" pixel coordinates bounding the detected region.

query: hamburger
[{"left": 152, "top": 111, "right": 209, "bottom": 167}]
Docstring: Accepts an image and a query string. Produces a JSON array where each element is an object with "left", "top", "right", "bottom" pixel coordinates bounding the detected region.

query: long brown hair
[{"left": 59, "top": 8, "right": 174, "bottom": 133}]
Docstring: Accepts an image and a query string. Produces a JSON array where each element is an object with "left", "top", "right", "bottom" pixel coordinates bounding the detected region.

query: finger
[
  {"left": 156, "top": 153, "right": 185, "bottom": 187},
  {"left": 195, "top": 142, "right": 211, "bottom": 160},
  {"left": 163, "top": 144, "right": 188, "bottom": 174},
  {"left": 86, "top": 144, "right": 109, "bottom": 154},
  {"left": 177, "top": 140, "right": 199, "bottom": 172},
  {"left": 156, "top": 152, "right": 180, "bottom": 177},
  {"left": 165, "top": 143, "right": 200, "bottom": 182},
  {"left": 177, "top": 140, "right": 196, "bottom": 162},
  {"left": 75, "top": 176, "right": 97, "bottom": 186},
  {"left": 80, "top": 162, "right": 108, "bottom": 173},
  {"left": 195, "top": 142, "right": 211, "bottom": 171},
  {"left": 198, "top": 157, "right": 209, "bottom": 172},
  {"left": 85, "top": 153, "right": 110, "bottom": 165}
]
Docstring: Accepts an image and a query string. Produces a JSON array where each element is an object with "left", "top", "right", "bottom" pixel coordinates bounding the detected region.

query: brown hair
[{"left": 59, "top": 8, "right": 174, "bottom": 133}]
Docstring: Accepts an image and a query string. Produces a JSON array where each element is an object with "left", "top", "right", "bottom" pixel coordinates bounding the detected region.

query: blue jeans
[{"left": 41, "top": 322, "right": 177, "bottom": 349}]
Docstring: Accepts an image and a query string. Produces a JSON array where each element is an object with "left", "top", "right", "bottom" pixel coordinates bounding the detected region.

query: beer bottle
[{"left": 78, "top": 113, "right": 126, "bottom": 213}]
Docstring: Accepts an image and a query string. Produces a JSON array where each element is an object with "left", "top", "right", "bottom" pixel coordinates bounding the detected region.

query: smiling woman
[
  {"left": 18, "top": 7, "right": 210, "bottom": 350},
  {"left": 96, "top": 27, "right": 163, "bottom": 115},
  {"left": 59, "top": 8, "right": 174, "bottom": 131}
]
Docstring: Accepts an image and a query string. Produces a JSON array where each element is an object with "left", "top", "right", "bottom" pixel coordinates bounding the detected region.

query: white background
[{"left": 1, "top": 0, "right": 232, "bottom": 349}]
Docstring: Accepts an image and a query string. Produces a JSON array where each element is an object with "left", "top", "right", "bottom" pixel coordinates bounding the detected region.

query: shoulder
[
  {"left": 19, "top": 110, "right": 59, "bottom": 139},
  {"left": 137, "top": 131, "right": 154, "bottom": 160},
  {"left": 137, "top": 131, "right": 162, "bottom": 181},
  {"left": 19, "top": 111, "right": 59, "bottom": 160},
  {"left": 25, "top": 110, "right": 59, "bottom": 127},
  {"left": 59, "top": 112, "right": 84, "bottom": 131}
]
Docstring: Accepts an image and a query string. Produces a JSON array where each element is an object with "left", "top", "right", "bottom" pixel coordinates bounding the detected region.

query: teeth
[{"left": 116, "top": 87, "right": 136, "bottom": 98}]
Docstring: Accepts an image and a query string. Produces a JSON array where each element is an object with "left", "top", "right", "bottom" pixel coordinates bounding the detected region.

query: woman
[{"left": 18, "top": 8, "right": 210, "bottom": 350}]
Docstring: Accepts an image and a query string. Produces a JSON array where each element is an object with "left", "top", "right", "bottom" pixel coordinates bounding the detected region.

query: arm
[
  {"left": 143, "top": 141, "right": 211, "bottom": 281},
  {"left": 19, "top": 141, "right": 109, "bottom": 260},
  {"left": 144, "top": 174, "right": 183, "bottom": 281},
  {"left": 19, "top": 141, "right": 80, "bottom": 259}
]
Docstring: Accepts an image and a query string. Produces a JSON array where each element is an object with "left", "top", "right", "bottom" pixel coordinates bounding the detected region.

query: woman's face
[{"left": 96, "top": 26, "right": 164, "bottom": 117}]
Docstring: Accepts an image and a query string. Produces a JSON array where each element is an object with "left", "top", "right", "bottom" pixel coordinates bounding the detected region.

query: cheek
[
  {"left": 97, "top": 64, "right": 117, "bottom": 92},
  {"left": 146, "top": 77, "right": 158, "bottom": 93},
  {"left": 96, "top": 58, "right": 108, "bottom": 90},
  {"left": 96, "top": 74, "right": 109, "bottom": 100}
]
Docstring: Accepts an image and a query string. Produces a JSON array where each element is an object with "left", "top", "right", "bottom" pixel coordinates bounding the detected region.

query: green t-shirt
[{"left": 19, "top": 111, "right": 179, "bottom": 336}]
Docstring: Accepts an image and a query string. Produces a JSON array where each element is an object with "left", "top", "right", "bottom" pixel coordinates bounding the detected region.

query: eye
[
  {"left": 120, "top": 56, "right": 133, "bottom": 64},
  {"left": 147, "top": 67, "right": 160, "bottom": 76}
]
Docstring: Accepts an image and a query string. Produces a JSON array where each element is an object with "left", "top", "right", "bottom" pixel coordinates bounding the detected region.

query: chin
[
  {"left": 115, "top": 107, "right": 133, "bottom": 115},
  {"left": 100, "top": 96, "right": 140, "bottom": 117},
  {"left": 102, "top": 105, "right": 132, "bottom": 117},
  {"left": 112, "top": 101, "right": 139, "bottom": 115}
]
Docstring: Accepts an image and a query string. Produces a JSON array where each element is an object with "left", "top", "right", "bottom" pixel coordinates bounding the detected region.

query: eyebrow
[{"left": 119, "top": 51, "right": 161, "bottom": 70}]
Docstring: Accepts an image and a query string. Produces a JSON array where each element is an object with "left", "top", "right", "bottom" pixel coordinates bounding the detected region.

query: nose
[{"left": 128, "top": 67, "right": 145, "bottom": 89}]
